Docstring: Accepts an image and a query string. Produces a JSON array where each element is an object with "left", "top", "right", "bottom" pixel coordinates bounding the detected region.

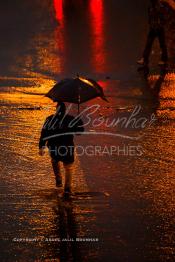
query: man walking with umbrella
[
  {"left": 137, "top": 0, "right": 168, "bottom": 66},
  {"left": 39, "top": 75, "right": 107, "bottom": 196},
  {"left": 39, "top": 102, "right": 84, "bottom": 197}
]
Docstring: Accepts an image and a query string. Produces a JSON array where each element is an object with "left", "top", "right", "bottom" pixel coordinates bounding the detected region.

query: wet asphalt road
[{"left": 0, "top": 1, "right": 175, "bottom": 261}]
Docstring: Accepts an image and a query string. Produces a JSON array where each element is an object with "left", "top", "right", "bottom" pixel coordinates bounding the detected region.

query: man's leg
[
  {"left": 158, "top": 28, "right": 168, "bottom": 63},
  {"left": 63, "top": 162, "right": 74, "bottom": 193},
  {"left": 51, "top": 159, "right": 62, "bottom": 187},
  {"left": 143, "top": 30, "right": 155, "bottom": 64}
]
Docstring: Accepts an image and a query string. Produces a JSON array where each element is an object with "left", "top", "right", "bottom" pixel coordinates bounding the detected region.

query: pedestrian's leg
[
  {"left": 51, "top": 159, "right": 62, "bottom": 187},
  {"left": 158, "top": 29, "right": 168, "bottom": 63},
  {"left": 143, "top": 30, "right": 155, "bottom": 64},
  {"left": 63, "top": 162, "right": 74, "bottom": 193}
]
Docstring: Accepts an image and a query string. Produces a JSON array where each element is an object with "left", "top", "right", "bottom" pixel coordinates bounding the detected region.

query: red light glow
[
  {"left": 89, "top": 0, "right": 106, "bottom": 72},
  {"left": 54, "top": 0, "right": 63, "bottom": 22}
]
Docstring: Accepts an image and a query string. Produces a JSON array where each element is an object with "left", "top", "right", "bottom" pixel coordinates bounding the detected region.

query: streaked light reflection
[
  {"left": 53, "top": 0, "right": 65, "bottom": 73},
  {"left": 89, "top": 0, "right": 106, "bottom": 73}
]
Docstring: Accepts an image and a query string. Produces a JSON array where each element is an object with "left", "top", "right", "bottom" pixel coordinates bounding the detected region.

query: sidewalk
[{"left": 0, "top": 73, "right": 175, "bottom": 261}]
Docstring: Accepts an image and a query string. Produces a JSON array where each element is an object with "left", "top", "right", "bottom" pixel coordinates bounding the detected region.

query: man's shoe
[
  {"left": 137, "top": 58, "right": 146, "bottom": 66},
  {"left": 63, "top": 187, "right": 72, "bottom": 198},
  {"left": 56, "top": 178, "right": 62, "bottom": 187},
  {"left": 158, "top": 60, "right": 166, "bottom": 66},
  {"left": 64, "top": 187, "right": 71, "bottom": 193}
]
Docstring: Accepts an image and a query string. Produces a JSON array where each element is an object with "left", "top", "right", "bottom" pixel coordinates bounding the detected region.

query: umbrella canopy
[{"left": 45, "top": 76, "right": 108, "bottom": 104}]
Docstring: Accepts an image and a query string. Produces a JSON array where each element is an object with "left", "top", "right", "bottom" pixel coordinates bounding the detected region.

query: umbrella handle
[
  {"left": 77, "top": 103, "right": 80, "bottom": 115},
  {"left": 78, "top": 84, "right": 81, "bottom": 114}
]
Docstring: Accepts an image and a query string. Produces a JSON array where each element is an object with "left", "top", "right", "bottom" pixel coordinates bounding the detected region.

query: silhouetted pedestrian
[
  {"left": 137, "top": 0, "right": 168, "bottom": 66},
  {"left": 39, "top": 102, "right": 84, "bottom": 196}
]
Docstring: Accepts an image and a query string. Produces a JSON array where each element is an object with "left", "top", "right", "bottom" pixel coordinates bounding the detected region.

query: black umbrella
[{"left": 45, "top": 76, "right": 108, "bottom": 112}]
